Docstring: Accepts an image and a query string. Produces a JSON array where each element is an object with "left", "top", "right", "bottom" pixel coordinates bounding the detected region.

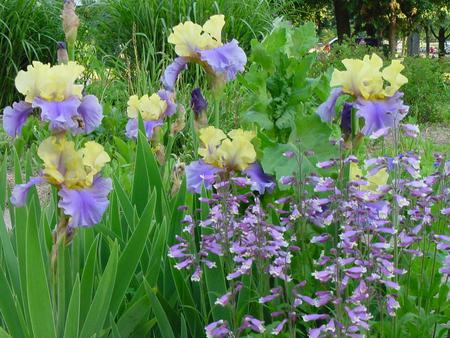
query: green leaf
[
  {"left": 261, "top": 143, "right": 298, "bottom": 181},
  {"left": 243, "top": 110, "right": 274, "bottom": 130},
  {"left": 0, "top": 208, "right": 20, "bottom": 298},
  {"left": 144, "top": 282, "right": 175, "bottom": 338},
  {"left": 80, "top": 242, "right": 118, "bottom": 338},
  {"left": 63, "top": 277, "right": 80, "bottom": 338},
  {"left": 26, "top": 199, "right": 56, "bottom": 338},
  {"left": 117, "top": 296, "right": 151, "bottom": 338},
  {"left": 288, "top": 22, "right": 318, "bottom": 57},
  {"left": 109, "top": 197, "right": 155, "bottom": 317},
  {"left": 79, "top": 237, "right": 99, "bottom": 328}
]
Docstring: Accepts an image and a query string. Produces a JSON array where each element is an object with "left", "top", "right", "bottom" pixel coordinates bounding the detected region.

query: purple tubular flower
[
  {"left": 58, "top": 176, "right": 112, "bottom": 228},
  {"left": 198, "top": 39, "right": 247, "bottom": 81},
  {"left": 10, "top": 176, "right": 45, "bottom": 207},
  {"left": 241, "top": 315, "right": 265, "bottom": 333},
  {"left": 302, "top": 314, "right": 330, "bottom": 322},
  {"left": 205, "top": 320, "right": 230, "bottom": 338},
  {"left": 161, "top": 57, "right": 188, "bottom": 92},
  {"left": 33, "top": 96, "right": 81, "bottom": 132},
  {"left": 125, "top": 119, "right": 163, "bottom": 140},
  {"left": 3, "top": 101, "right": 33, "bottom": 137},
  {"left": 157, "top": 89, "right": 177, "bottom": 117},
  {"left": 75, "top": 95, "right": 103, "bottom": 134},
  {"left": 316, "top": 87, "right": 343, "bottom": 123},
  {"left": 272, "top": 319, "right": 288, "bottom": 335},
  {"left": 244, "top": 162, "right": 276, "bottom": 194},
  {"left": 354, "top": 92, "right": 409, "bottom": 136},
  {"left": 185, "top": 160, "right": 222, "bottom": 193},
  {"left": 191, "top": 88, "right": 208, "bottom": 116}
]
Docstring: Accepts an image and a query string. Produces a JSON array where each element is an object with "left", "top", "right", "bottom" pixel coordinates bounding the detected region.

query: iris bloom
[
  {"left": 161, "top": 15, "right": 247, "bottom": 91},
  {"left": 316, "top": 53, "right": 409, "bottom": 136},
  {"left": 125, "top": 90, "right": 176, "bottom": 140},
  {"left": 185, "top": 126, "right": 275, "bottom": 193},
  {"left": 11, "top": 136, "right": 112, "bottom": 228},
  {"left": 3, "top": 61, "right": 102, "bottom": 137}
]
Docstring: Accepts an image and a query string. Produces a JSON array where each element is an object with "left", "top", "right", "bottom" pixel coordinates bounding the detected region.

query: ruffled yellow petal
[
  {"left": 139, "top": 94, "right": 167, "bottom": 121},
  {"left": 37, "top": 137, "right": 66, "bottom": 185},
  {"left": 198, "top": 126, "right": 227, "bottom": 165},
  {"left": 168, "top": 21, "right": 207, "bottom": 57},
  {"left": 382, "top": 60, "right": 408, "bottom": 97},
  {"left": 217, "top": 138, "right": 256, "bottom": 171},
  {"left": 203, "top": 14, "right": 225, "bottom": 46},
  {"left": 82, "top": 141, "right": 110, "bottom": 185},
  {"left": 127, "top": 95, "right": 140, "bottom": 118},
  {"left": 14, "top": 61, "right": 84, "bottom": 102},
  {"left": 227, "top": 129, "right": 256, "bottom": 143}
]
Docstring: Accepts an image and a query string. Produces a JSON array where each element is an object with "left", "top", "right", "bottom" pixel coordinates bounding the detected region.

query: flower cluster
[
  {"left": 3, "top": 61, "right": 102, "bottom": 137},
  {"left": 124, "top": 90, "right": 176, "bottom": 140},
  {"left": 161, "top": 15, "right": 247, "bottom": 92},
  {"left": 185, "top": 126, "right": 274, "bottom": 193},
  {"left": 317, "top": 53, "right": 408, "bottom": 136}
]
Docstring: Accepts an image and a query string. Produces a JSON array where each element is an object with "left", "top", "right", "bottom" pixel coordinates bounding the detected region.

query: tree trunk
[
  {"left": 388, "top": 16, "right": 397, "bottom": 54},
  {"left": 425, "top": 25, "right": 430, "bottom": 56},
  {"left": 407, "top": 31, "right": 420, "bottom": 56},
  {"left": 438, "top": 26, "right": 445, "bottom": 57},
  {"left": 333, "top": 0, "right": 351, "bottom": 42}
]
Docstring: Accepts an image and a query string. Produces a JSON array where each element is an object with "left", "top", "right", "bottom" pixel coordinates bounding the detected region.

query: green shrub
[{"left": 0, "top": 0, "right": 61, "bottom": 109}]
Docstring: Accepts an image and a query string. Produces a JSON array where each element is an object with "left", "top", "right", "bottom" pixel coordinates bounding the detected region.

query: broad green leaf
[
  {"left": 117, "top": 296, "right": 151, "bottom": 337},
  {"left": 63, "top": 277, "right": 80, "bottom": 338},
  {"left": 288, "top": 22, "right": 318, "bottom": 57},
  {"left": 79, "top": 237, "right": 99, "bottom": 326},
  {"left": 109, "top": 197, "right": 155, "bottom": 317},
  {"left": 26, "top": 199, "right": 56, "bottom": 338},
  {"left": 80, "top": 242, "right": 118, "bottom": 338}
]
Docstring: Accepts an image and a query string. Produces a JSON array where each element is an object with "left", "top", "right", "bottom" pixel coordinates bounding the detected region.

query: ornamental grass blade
[
  {"left": 79, "top": 242, "right": 118, "bottom": 338},
  {"left": 25, "top": 199, "right": 56, "bottom": 338}
]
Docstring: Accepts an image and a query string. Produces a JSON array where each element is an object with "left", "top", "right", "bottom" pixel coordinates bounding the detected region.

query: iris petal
[
  {"left": 185, "top": 160, "right": 222, "bottom": 193},
  {"left": 316, "top": 88, "right": 343, "bottom": 123},
  {"left": 3, "top": 101, "right": 33, "bottom": 137},
  {"left": 10, "top": 176, "right": 45, "bottom": 207},
  {"left": 244, "top": 162, "right": 275, "bottom": 194},
  {"left": 58, "top": 176, "right": 112, "bottom": 228},
  {"left": 161, "top": 57, "right": 188, "bottom": 92},
  {"left": 76, "top": 95, "right": 103, "bottom": 134},
  {"left": 33, "top": 96, "right": 80, "bottom": 132}
]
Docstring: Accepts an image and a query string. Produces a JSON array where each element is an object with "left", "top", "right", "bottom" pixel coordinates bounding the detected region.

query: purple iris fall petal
[
  {"left": 198, "top": 39, "right": 247, "bottom": 81},
  {"left": 3, "top": 101, "right": 33, "bottom": 137},
  {"left": 191, "top": 88, "right": 208, "bottom": 116},
  {"left": 244, "top": 162, "right": 275, "bottom": 194},
  {"left": 316, "top": 87, "right": 343, "bottom": 123},
  {"left": 125, "top": 119, "right": 163, "bottom": 140},
  {"left": 75, "top": 95, "right": 103, "bottom": 134},
  {"left": 33, "top": 96, "right": 80, "bottom": 132},
  {"left": 161, "top": 57, "right": 188, "bottom": 92},
  {"left": 58, "top": 176, "right": 112, "bottom": 228},
  {"left": 157, "top": 90, "right": 177, "bottom": 117},
  {"left": 10, "top": 176, "right": 45, "bottom": 207},
  {"left": 354, "top": 92, "right": 409, "bottom": 136},
  {"left": 185, "top": 159, "right": 222, "bottom": 193}
]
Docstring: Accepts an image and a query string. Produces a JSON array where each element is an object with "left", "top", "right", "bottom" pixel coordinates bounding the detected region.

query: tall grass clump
[{"left": 0, "top": 0, "right": 61, "bottom": 108}]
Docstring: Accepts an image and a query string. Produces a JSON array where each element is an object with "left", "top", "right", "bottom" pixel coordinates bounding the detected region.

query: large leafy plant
[{"left": 240, "top": 20, "right": 338, "bottom": 181}]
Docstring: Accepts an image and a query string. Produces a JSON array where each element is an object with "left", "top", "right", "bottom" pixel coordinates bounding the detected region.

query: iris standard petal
[
  {"left": 244, "top": 162, "right": 275, "bottom": 194},
  {"left": 10, "top": 176, "right": 45, "bottom": 207},
  {"left": 33, "top": 96, "right": 81, "bottom": 132},
  {"left": 198, "top": 39, "right": 247, "bottom": 81},
  {"left": 3, "top": 101, "right": 33, "bottom": 137},
  {"left": 185, "top": 160, "right": 222, "bottom": 193},
  {"left": 161, "top": 57, "right": 188, "bottom": 91},
  {"left": 76, "top": 95, "right": 103, "bottom": 134},
  {"left": 58, "top": 176, "right": 112, "bottom": 228},
  {"left": 316, "top": 87, "right": 343, "bottom": 123},
  {"left": 355, "top": 91, "right": 409, "bottom": 136}
]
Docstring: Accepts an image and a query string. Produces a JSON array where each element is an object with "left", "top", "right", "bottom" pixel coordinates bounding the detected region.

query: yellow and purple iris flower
[
  {"left": 3, "top": 61, "right": 102, "bottom": 137},
  {"left": 316, "top": 53, "right": 409, "bottom": 136},
  {"left": 185, "top": 126, "right": 275, "bottom": 193},
  {"left": 11, "top": 137, "right": 112, "bottom": 228},
  {"left": 125, "top": 90, "right": 176, "bottom": 140},
  {"left": 161, "top": 15, "right": 247, "bottom": 92}
]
